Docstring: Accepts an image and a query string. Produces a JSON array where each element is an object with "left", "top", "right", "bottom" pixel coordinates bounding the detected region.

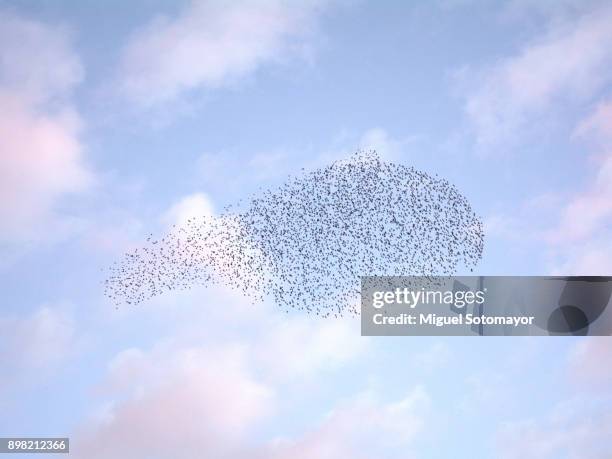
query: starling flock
[{"left": 104, "top": 150, "right": 484, "bottom": 317}]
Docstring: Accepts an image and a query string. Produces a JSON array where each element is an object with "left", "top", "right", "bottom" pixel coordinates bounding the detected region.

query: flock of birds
[{"left": 104, "top": 150, "right": 484, "bottom": 317}]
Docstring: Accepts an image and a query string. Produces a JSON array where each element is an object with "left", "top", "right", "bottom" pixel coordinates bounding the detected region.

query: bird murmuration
[{"left": 104, "top": 150, "right": 485, "bottom": 317}]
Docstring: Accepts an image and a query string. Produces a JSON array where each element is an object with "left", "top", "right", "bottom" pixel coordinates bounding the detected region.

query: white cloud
[
  {"left": 0, "top": 11, "right": 83, "bottom": 103},
  {"left": 117, "top": 0, "right": 325, "bottom": 107},
  {"left": 462, "top": 3, "right": 612, "bottom": 146},
  {"left": 161, "top": 192, "right": 215, "bottom": 226},
  {"left": 358, "top": 128, "right": 405, "bottom": 160},
  {"left": 0, "top": 304, "right": 75, "bottom": 372},
  {"left": 0, "top": 11, "right": 91, "bottom": 242},
  {"left": 256, "top": 315, "right": 367, "bottom": 382}
]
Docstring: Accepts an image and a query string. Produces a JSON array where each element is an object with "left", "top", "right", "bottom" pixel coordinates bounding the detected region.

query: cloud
[
  {"left": 459, "top": 2, "right": 612, "bottom": 272},
  {"left": 480, "top": 95, "right": 612, "bottom": 273},
  {"left": 267, "top": 387, "right": 429, "bottom": 459},
  {"left": 550, "top": 161, "right": 612, "bottom": 244},
  {"left": 358, "top": 128, "right": 405, "bottom": 160},
  {"left": 552, "top": 101, "right": 612, "bottom": 241},
  {"left": 461, "top": 3, "right": 612, "bottom": 147},
  {"left": 495, "top": 338, "right": 612, "bottom": 459},
  {"left": 0, "top": 10, "right": 83, "bottom": 102},
  {"left": 568, "top": 338, "right": 612, "bottom": 390},
  {"left": 550, "top": 238, "right": 612, "bottom": 275},
  {"left": 72, "top": 284, "right": 410, "bottom": 459},
  {"left": 491, "top": 335, "right": 612, "bottom": 458},
  {"left": 496, "top": 405, "right": 612, "bottom": 459},
  {"left": 116, "top": 0, "right": 325, "bottom": 107},
  {"left": 0, "top": 11, "right": 91, "bottom": 242},
  {"left": 161, "top": 192, "right": 215, "bottom": 226},
  {"left": 255, "top": 315, "right": 367, "bottom": 382},
  {"left": 545, "top": 99, "right": 612, "bottom": 273},
  {"left": 74, "top": 331, "right": 424, "bottom": 458},
  {"left": 0, "top": 304, "right": 76, "bottom": 378},
  {"left": 74, "top": 344, "right": 273, "bottom": 459},
  {"left": 574, "top": 99, "right": 612, "bottom": 143},
  {"left": 0, "top": 95, "right": 89, "bottom": 241},
  {"left": 413, "top": 341, "right": 451, "bottom": 370},
  {"left": 74, "top": 209, "right": 381, "bottom": 459}
]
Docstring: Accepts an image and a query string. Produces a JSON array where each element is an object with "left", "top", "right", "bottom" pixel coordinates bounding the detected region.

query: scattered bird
[{"left": 104, "top": 150, "right": 484, "bottom": 317}]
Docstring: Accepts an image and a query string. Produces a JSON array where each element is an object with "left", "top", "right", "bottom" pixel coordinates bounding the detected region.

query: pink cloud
[
  {"left": 568, "top": 337, "right": 612, "bottom": 389},
  {"left": 73, "top": 345, "right": 273, "bottom": 459},
  {"left": 550, "top": 101, "right": 612, "bottom": 243},
  {"left": 574, "top": 100, "right": 612, "bottom": 141},
  {"left": 0, "top": 93, "right": 90, "bottom": 241},
  {"left": 545, "top": 99, "right": 612, "bottom": 273},
  {"left": 495, "top": 338, "right": 612, "bottom": 459},
  {"left": 71, "top": 276, "right": 422, "bottom": 459},
  {"left": 267, "top": 387, "right": 428, "bottom": 459},
  {"left": 461, "top": 3, "right": 612, "bottom": 273},
  {"left": 73, "top": 336, "right": 426, "bottom": 459},
  {"left": 0, "top": 11, "right": 91, "bottom": 242},
  {"left": 553, "top": 243, "right": 612, "bottom": 275},
  {"left": 497, "top": 412, "right": 612, "bottom": 459}
]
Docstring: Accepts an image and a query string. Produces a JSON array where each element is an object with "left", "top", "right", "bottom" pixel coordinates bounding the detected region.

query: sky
[{"left": 0, "top": 0, "right": 612, "bottom": 458}]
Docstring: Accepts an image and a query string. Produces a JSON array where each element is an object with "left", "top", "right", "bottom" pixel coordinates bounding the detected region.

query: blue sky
[{"left": 1, "top": 1, "right": 612, "bottom": 458}]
